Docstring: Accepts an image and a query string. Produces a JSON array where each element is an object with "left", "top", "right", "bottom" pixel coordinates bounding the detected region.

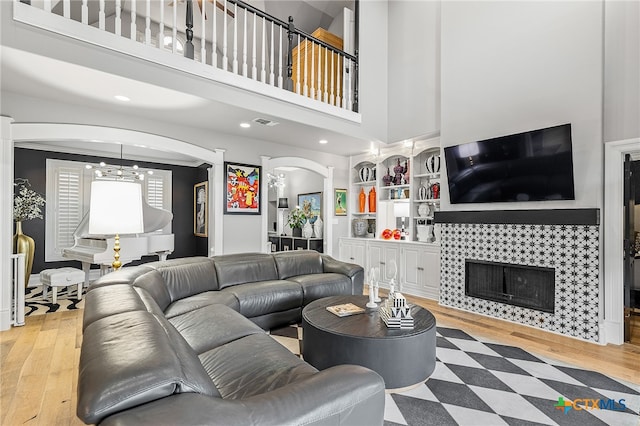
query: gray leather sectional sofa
[{"left": 77, "top": 251, "right": 385, "bottom": 425}]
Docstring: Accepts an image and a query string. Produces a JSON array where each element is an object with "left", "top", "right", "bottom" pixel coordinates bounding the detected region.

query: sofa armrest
[
  {"left": 99, "top": 365, "right": 385, "bottom": 426},
  {"left": 321, "top": 255, "right": 364, "bottom": 295}
]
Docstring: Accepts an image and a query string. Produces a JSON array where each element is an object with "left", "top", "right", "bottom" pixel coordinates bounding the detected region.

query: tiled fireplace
[{"left": 435, "top": 209, "right": 600, "bottom": 342}]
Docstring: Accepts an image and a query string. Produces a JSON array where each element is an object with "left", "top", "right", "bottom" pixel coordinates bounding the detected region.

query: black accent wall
[{"left": 14, "top": 148, "right": 209, "bottom": 274}]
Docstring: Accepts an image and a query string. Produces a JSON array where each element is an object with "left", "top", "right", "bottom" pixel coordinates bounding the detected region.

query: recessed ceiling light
[
  {"left": 240, "top": 122, "right": 251, "bottom": 128},
  {"left": 114, "top": 95, "right": 130, "bottom": 102},
  {"left": 319, "top": 139, "right": 328, "bottom": 144}
]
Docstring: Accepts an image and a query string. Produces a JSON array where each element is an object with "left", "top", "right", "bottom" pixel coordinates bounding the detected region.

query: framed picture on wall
[
  {"left": 334, "top": 188, "right": 347, "bottom": 216},
  {"left": 224, "top": 161, "right": 261, "bottom": 215},
  {"left": 298, "top": 192, "right": 322, "bottom": 221},
  {"left": 194, "top": 181, "right": 208, "bottom": 237}
]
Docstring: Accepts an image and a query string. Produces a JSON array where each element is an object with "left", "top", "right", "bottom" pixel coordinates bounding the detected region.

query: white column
[
  {"left": 212, "top": 149, "right": 226, "bottom": 256},
  {"left": 324, "top": 166, "right": 334, "bottom": 256},
  {"left": 261, "top": 156, "right": 271, "bottom": 253},
  {"left": 0, "top": 117, "right": 15, "bottom": 331}
]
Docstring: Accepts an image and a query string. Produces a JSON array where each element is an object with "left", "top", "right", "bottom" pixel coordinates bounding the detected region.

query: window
[{"left": 45, "top": 159, "right": 172, "bottom": 261}]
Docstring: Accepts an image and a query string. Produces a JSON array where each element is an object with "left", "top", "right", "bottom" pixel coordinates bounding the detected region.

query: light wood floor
[{"left": 1, "top": 300, "right": 639, "bottom": 426}]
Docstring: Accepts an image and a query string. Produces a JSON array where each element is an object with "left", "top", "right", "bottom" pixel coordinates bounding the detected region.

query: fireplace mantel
[{"left": 435, "top": 208, "right": 599, "bottom": 225}]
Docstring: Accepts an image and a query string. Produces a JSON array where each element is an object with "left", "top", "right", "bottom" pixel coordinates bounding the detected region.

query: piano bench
[{"left": 40, "top": 267, "right": 85, "bottom": 304}]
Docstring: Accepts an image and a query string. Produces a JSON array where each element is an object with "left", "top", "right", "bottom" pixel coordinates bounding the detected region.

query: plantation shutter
[
  {"left": 146, "top": 176, "right": 164, "bottom": 209},
  {"left": 56, "top": 169, "right": 82, "bottom": 250},
  {"left": 143, "top": 170, "right": 172, "bottom": 234},
  {"left": 46, "top": 159, "right": 87, "bottom": 262}
]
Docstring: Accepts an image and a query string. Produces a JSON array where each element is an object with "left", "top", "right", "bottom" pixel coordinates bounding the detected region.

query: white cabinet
[
  {"left": 339, "top": 238, "right": 366, "bottom": 270},
  {"left": 400, "top": 243, "right": 440, "bottom": 300},
  {"left": 340, "top": 238, "right": 441, "bottom": 301},
  {"left": 368, "top": 241, "right": 401, "bottom": 289}
]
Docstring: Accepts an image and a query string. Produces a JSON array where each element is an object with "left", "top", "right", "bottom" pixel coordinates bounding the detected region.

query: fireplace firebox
[{"left": 465, "top": 260, "right": 555, "bottom": 313}]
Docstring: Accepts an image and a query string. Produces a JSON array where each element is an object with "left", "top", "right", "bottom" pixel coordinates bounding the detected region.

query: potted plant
[
  {"left": 286, "top": 207, "right": 307, "bottom": 237},
  {"left": 13, "top": 178, "right": 45, "bottom": 286}
]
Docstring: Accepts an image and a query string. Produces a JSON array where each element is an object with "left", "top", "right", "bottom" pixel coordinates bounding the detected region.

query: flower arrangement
[
  {"left": 13, "top": 178, "right": 45, "bottom": 222},
  {"left": 286, "top": 207, "right": 307, "bottom": 229}
]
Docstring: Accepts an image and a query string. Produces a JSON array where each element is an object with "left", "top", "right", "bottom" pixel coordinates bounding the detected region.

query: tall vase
[
  {"left": 359, "top": 188, "right": 366, "bottom": 213},
  {"left": 368, "top": 187, "right": 376, "bottom": 213},
  {"left": 13, "top": 221, "right": 35, "bottom": 287}
]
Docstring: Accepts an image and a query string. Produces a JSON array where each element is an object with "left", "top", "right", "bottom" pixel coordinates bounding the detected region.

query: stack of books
[{"left": 379, "top": 292, "right": 414, "bottom": 329}]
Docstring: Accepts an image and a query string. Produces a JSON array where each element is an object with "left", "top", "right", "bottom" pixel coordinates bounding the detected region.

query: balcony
[{"left": 12, "top": 0, "right": 359, "bottom": 122}]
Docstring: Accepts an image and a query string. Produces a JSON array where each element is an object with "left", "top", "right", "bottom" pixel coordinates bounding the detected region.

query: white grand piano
[{"left": 63, "top": 200, "right": 175, "bottom": 285}]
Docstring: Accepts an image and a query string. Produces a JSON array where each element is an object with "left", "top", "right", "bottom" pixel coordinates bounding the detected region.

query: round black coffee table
[{"left": 301, "top": 295, "right": 436, "bottom": 392}]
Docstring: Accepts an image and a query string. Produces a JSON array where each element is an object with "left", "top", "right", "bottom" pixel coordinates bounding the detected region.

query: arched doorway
[
  {"left": 1, "top": 120, "right": 224, "bottom": 330},
  {"left": 261, "top": 156, "right": 334, "bottom": 256}
]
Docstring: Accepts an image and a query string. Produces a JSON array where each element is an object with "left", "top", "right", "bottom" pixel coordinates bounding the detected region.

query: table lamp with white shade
[
  {"left": 88, "top": 180, "right": 144, "bottom": 270},
  {"left": 393, "top": 202, "right": 410, "bottom": 240}
]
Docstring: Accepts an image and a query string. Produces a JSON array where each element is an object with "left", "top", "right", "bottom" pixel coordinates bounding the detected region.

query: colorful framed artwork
[
  {"left": 224, "top": 161, "right": 261, "bottom": 215},
  {"left": 298, "top": 192, "right": 322, "bottom": 222},
  {"left": 334, "top": 188, "right": 347, "bottom": 216},
  {"left": 194, "top": 181, "right": 208, "bottom": 237}
]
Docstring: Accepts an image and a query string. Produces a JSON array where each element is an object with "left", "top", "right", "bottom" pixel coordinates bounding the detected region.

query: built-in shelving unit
[{"left": 347, "top": 137, "right": 441, "bottom": 243}]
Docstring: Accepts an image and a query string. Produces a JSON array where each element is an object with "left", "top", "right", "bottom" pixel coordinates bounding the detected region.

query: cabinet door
[
  {"left": 401, "top": 245, "right": 423, "bottom": 294},
  {"left": 368, "top": 243, "right": 385, "bottom": 285},
  {"left": 400, "top": 245, "right": 440, "bottom": 300}
]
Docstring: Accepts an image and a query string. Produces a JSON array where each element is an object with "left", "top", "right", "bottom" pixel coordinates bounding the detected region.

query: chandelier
[
  {"left": 85, "top": 145, "right": 154, "bottom": 181},
  {"left": 267, "top": 172, "right": 286, "bottom": 189}
]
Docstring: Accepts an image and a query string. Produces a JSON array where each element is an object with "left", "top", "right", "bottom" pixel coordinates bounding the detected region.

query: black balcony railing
[{"left": 17, "top": 0, "right": 359, "bottom": 113}]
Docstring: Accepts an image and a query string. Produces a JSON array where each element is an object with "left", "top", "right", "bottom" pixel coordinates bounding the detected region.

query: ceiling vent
[{"left": 253, "top": 118, "right": 279, "bottom": 127}]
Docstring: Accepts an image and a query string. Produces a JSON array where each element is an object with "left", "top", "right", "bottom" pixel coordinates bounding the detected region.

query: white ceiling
[{"left": 3, "top": 0, "right": 369, "bottom": 164}]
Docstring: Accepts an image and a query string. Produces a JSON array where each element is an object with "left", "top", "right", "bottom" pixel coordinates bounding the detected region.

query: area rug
[
  {"left": 269, "top": 325, "right": 640, "bottom": 426},
  {"left": 24, "top": 285, "right": 86, "bottom": 316}
]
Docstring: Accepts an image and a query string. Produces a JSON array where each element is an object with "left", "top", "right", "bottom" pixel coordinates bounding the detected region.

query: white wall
[
  {"left": 387, "top": 0, "right": 440, "bottom": 143},
  {"left": 440, "top": 1, "right": 603, "bottom": 211},
  {"left": 604, "top": 0, "right": 640, "bottom": 143},
  {"left": 1, "top": 92, "right": 350, "bottom": 255},
  {"left": 358, "top": 0, "right": 389, "bottom": 143}
]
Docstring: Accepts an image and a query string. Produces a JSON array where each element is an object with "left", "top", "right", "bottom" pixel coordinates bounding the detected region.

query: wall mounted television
[{"left": 444, "top": 123, "right": 575, "bottom": 204}]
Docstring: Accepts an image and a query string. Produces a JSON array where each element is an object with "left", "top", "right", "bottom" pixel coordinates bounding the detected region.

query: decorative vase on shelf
[
  {"left": 292, "top": 227, "right": 302, "bottom": 238},
  {"left": 426, "top": 154, "right": 441, "bottom": 174},
  {"left": 368, "top": 187, "right": 376, "bottom": 213},
  {"left": 13, "top": 221, "right": 35, "bottom": 287},
  {"left": 359, "top": 166, "right": 373, "bottom": 182},
  {"left": 418, "top": 183, "right": 428, "bottom": 201},
  {"left": 403, "top": 160, "right": 410, "bottom": 184},
  {"left": 433, "top": 224, "right": 442, "bottom": 244},
  {"left": 302, "top": 221, "right": 313, "bottom": 238},
  {"left": 382, "top": 168, "right": 392, "bottom": 186},
  {"left": 431, "top": 182, "right": 441, "bottom": 199},
  {"left": 393, "top": 159, "right": 404, "bottom": 185},
  {"left": 313, "top": 217, "right": 323, "bottom": 238},
  {"left": 359, "top": 188, "right": 366, "bottom": 213}
]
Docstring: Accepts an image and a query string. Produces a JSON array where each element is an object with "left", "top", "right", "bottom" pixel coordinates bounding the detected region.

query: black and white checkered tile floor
[{"left": 269, "top": 325, "right": 640, "bottom": 426}]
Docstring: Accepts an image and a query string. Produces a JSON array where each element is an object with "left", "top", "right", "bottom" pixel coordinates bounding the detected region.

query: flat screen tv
[{"left": 444, "top": 124, "right": 575, "bottom": 204}]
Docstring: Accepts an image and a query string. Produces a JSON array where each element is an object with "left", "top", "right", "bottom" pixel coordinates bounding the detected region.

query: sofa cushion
[
  {"left": 164, "top": 291, "right": 240, "bottom": 319},
  {"left": 224, "top": 280, "right": 303, "bottom": 318},
  {"left": 199, "top": 333, "right": 317, "bottom": 400},
  {"left": 287, "top": 273, "right": 352, "bottom": 305},
  {"left": 77, "top": 311, "right": 219, "bottom": 425},
  {"left": 274, "top": 250, "right": 324, "bottom": 279},
  {"left": 168, "top": 304, "right": 264, "bottom": 354},
  {"left": 148, "top": 257, "right": 219, "bottom": 301},
  {"left": 82, "top": 284, "right": 148, "bottom": 330},
  {"left": 213, "top": 253, "right": 279, "bottom": 289}
]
